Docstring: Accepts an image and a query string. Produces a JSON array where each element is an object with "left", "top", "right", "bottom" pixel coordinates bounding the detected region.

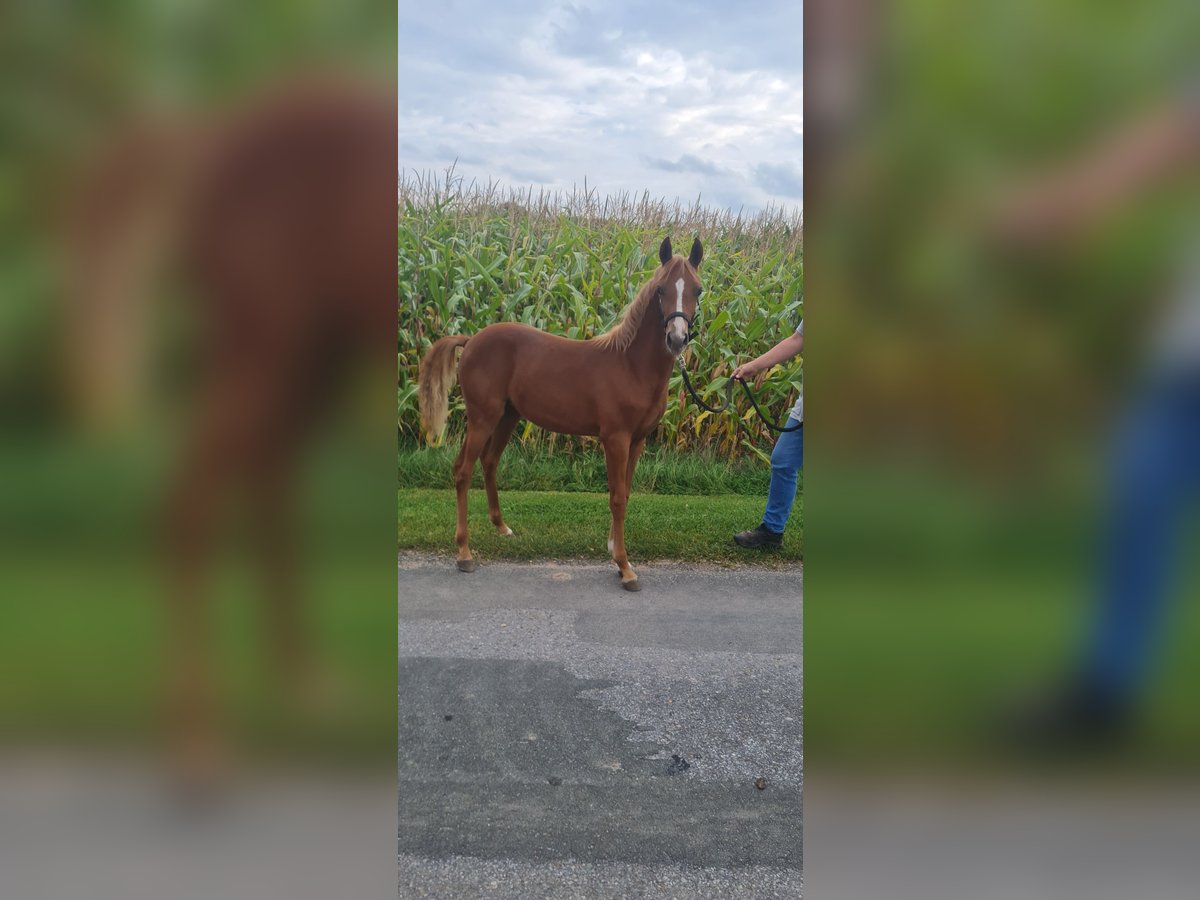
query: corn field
[{"left": 398, "top": 169, "right": 803, "bottom": 462}]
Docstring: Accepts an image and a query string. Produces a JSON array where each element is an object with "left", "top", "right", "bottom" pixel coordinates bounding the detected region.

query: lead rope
[{"left": 677, "top": 357, "right": 802, "bottom": 434}]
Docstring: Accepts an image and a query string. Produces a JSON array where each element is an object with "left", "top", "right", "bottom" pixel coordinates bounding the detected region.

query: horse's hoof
[
  {"left": 621, "top": 578, "right": 641, "bottom": 592},
  {"left": 500, "top": 526, "right": 514, "bottom": 537},
  {"left": 456, "top": 559, "right": 477, "bottom": 573}
]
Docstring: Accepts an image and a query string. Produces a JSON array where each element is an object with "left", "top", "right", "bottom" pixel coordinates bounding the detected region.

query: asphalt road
[{"left": 397, "top": 553, "right": 804, "bottom": 898}]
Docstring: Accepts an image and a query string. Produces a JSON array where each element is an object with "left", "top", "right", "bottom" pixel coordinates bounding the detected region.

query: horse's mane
[{"left": 592, "top": 278, "right": 657, "bottom": 353}]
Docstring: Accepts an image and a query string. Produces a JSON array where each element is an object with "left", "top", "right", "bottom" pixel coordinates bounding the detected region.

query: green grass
[
  {"left": 399, "top": 442, "right": 775, "bottom": 495},
  {"left": 397, "top": 488, "right": 803, "bottom": 565},
  {"left": 0, "top": 438, "right": 396, "bottom": 764},
  {"left": 807, "top": 560, "right": 1200, "bottom": 775},
  {"left": 1, "top": 549, "right": 395, "bottom": 763},
  {"left": 805, "top": 463, "right": 1200, "bottom": 774}
]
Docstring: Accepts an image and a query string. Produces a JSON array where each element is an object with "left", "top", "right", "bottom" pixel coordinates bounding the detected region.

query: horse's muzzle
[{"left": 664, "top": 311, "right": 692, "bottom": 355}]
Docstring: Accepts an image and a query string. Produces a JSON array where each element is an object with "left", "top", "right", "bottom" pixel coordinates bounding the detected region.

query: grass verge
[
  {"left": 397, "top": 488, "right": 802, "bottom": 565},
  {"left": 398, "top": 443, "right": 776, "bottom": 495}
]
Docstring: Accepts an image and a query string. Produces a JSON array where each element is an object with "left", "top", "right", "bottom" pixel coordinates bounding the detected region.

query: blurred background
[
  {"left": 8, "top": 0, "right": 1200, "bottom": 894},
  {"left": 805, "top": 0, "right": 1200, "bottom": 896},
  {"left": 1, "top": 2, "right": 395, "bottom": 897}
]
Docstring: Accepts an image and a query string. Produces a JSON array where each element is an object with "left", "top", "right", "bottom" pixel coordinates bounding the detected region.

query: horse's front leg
[
  {"left": 602, "top": 434, "right": 639, "bottom": 591},
  {"left": 611, "top": 436, "right": 646, "bottom": 553}
]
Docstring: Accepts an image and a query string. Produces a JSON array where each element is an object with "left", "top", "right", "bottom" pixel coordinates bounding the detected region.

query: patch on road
[
  {"left": 398, "top": 657, "right": 801, "bottom": 869},
  {"left": 399, "top": 657, "right": 664, "bottom": 780}
]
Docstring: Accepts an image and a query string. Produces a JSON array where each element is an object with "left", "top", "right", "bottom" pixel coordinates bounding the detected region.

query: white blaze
[{"left": 668, "top": 277, "right": 688, "bottom": 348}]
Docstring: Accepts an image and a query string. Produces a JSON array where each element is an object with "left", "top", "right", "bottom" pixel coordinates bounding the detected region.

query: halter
[{"left": 662, "top": 310, "right": 694, "bottom": 343}]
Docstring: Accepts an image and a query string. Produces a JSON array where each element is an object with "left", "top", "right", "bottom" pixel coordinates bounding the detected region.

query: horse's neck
[{"left": 624, "top": 304, "right": 673, "bottom": 383}]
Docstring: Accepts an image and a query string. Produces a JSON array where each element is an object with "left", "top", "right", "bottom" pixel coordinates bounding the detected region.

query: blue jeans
[
  {"left": 1081, "top": 374, "right": 1200, "bottom": 703},
  {"left": 762, "top": 420, "right": 803, "bottom": 533}
]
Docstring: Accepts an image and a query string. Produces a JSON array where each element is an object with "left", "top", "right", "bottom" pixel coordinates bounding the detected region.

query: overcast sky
[{"left": 398, "top": 0, "right": 803, "bottom": 213}]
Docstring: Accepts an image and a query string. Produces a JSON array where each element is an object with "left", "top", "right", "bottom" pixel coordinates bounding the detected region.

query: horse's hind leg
[
  {"left": 453, "top": 419, "right": 494, "bottom": 572},
  {"left": 165, "top": 441, "right": 223, "bottom": 790},
  {"left": 482, "top": 405, "right": 520, "bottom": 536}
]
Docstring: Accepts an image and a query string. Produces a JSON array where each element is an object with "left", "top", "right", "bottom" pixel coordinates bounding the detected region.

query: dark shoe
[
  {"left": 1003, "top": 676, "right": 1134, "bottom": 750},
  {"left": 733, "top": 524, "right": 783, "bottom": 549}
]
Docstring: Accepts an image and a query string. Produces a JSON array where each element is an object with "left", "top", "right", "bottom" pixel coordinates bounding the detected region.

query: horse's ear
[
  {"left": 659, "top": 237, "right": 673, "bottom": 265},
  {"left": 689, "top": 236, "right": 703, "bottom": 268}
]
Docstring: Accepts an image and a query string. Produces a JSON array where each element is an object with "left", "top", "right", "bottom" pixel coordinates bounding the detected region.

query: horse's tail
[
  {"left": 63, "top": 117, "right": 200, "bottom": 432},
  {"left": 418, "top": 334, "right": 471, "bottom": 444}
]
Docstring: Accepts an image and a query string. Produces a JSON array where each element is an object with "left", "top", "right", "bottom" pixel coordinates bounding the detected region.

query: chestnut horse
[
  {"left": 67, "top": 80, "right": 395, "bottom": 788},
  {"left": 418, "top": 236, "right": 704, "bottom": 591}
]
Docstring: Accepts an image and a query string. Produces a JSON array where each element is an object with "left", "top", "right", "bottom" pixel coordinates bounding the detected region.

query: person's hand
[
  {"left": 987, "top": 184, "right": 1076, "bottom": 248},
  {"left": 731, "top": 360, "right": 760, "bottom": 381}
]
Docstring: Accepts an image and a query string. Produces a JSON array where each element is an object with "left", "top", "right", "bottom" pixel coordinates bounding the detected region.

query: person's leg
[
  {"left": 1013, "top": 376, "right": 1200, "bottom": 743},
  {"left": 735, "top": 420, "right": 802, "bottom": 547},
  {"left": 1077, "top": 378, "right": 1200, "bottom": 707},
  {"left": 762, "top": 420, "right": 803, "bottom": 533}
]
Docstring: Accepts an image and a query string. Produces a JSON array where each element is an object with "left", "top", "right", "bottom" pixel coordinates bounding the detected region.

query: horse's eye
[
  {"left": 655, "top": 286, "right": 664, "bottom": 298},
  {"left": 696, "top": 288, "right": 703, "bottom": 299}
]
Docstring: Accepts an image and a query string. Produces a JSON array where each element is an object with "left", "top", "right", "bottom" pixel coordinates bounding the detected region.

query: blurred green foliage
[
  {"left": 1, "top": 0, "right": 392, "bottom": 428},
  {"left": 807, "top": 0, "right": 1200, "bottom": 771},
  {"left": 816, "top": 0, "right": 1200, "bottom": 476}
]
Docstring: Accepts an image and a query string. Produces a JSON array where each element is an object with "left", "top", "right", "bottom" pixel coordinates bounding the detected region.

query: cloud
[
  {"left": 503, "top": 165, "right": 555, "bottom": 184},
  {"left": 753, "top": 162, "right": 804, "bottom": 198},
  {"left": 550, "top": 4, "right": 626, "bottom": 63},
  {"left": 434, "top": 144, "right": 486, "bottom": 166},
  {"left": 398, "top": 0, "right": 803, "bottom": 213},
  {"left": 643, "top": 154, "right": 726, "bottom": 176}
]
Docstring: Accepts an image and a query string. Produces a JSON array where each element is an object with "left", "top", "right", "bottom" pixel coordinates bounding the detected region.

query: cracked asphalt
[{"left": 398, "top": 553, "right": 803, "bottom": 898}]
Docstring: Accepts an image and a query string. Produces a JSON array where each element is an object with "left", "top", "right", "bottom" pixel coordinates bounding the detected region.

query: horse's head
[{"left": 654, "top": 236, "right": 704, "bottom": 356}]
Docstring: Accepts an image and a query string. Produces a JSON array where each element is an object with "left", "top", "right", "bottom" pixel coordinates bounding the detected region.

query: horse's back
[
  {"left": 457, "top": 322, "right": 609, "bottom": 432},
  {"left": 458, "top": 322, "right": 583, "bottom": 369},
  {"left": 464, "top": 321, "right": 575, "bottom": 348}
]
